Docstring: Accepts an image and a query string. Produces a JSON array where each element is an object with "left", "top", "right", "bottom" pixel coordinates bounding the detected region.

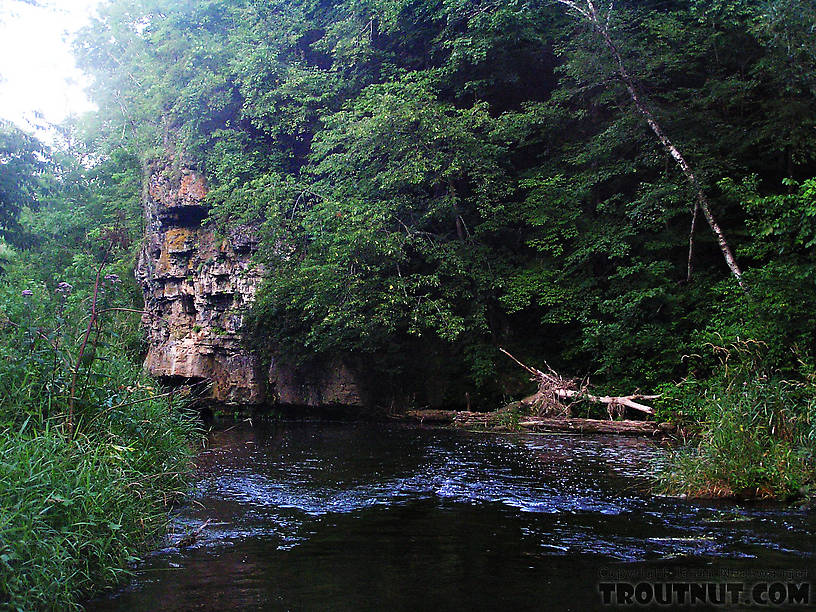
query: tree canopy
[{"left": 67, "top": 0, "right": 816, "bottom": 403}]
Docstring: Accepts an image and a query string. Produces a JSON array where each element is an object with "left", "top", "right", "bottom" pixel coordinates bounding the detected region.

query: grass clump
[
  {"left": 0, "top": 273, "right": 198, "bottom": 611},
  {"left": 656, "top": 342, "right": 816, "bottom": 499}
]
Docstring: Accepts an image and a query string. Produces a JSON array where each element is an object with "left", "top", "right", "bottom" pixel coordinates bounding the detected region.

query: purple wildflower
[
  {"left": 21, "top": 290, "right": 33, "bottom": 297},
  {"left": 55, "top": 282, "right": 73, "bottom": 295},
  {"left": 104, "top": 274, "right": 121, "bottom": 284}
]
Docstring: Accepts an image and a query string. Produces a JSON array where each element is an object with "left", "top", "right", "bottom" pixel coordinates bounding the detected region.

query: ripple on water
[
  {"left": 175, "top": 424, "right": 815, "bottom": 564},
  {"left": 86, "top": 423, "right": 816, "bottom": 612}
]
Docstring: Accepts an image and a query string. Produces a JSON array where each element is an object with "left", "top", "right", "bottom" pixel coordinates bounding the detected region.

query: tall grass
[
  {"left": 0, "top": 273, "right": 198, "bottom": 610},
  {"left": 656, "top": 342, "right": 816, "bottom": 499}
]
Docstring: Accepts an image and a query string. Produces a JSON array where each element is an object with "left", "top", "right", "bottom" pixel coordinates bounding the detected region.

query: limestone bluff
[{"left": 136, "top": 161, "right": 362, "bottom": 408}]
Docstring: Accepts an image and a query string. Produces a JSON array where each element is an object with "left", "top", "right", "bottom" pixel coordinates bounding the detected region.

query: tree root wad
[
  {"left": 401, "top": 349, "right": 675, "bottom": 437},
  {"left": 499, "top": 348, "right": 659, "bottom": 419},
  {"left": 402, "top": 350, "right": 674, "bottom": 437}
]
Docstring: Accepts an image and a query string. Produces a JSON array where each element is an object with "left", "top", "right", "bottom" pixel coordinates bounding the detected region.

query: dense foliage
[
  {"left": 0, "top": 136, "right": 197, "bottom": 609},
  {"left": 0, "top": 121, "right": 47, "bottom": 250},
  {"left": 72, "top": 0, "right": 816, "bottom": 398},
  {"left": 656, "top": 342, "right": 816, "bottom": 498}
]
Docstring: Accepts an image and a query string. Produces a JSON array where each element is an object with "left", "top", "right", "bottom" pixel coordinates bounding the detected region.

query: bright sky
[{"left": 0, "top": 0, "right": 103, "bottom": 137}]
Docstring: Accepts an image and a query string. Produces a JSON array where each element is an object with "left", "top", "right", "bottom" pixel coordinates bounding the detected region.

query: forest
[{"left": 1, "top": 0, "right": 815, "bottom": 609}]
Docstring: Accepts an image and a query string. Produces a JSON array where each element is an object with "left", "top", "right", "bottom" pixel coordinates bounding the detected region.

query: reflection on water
[{"left": 87, "top": 422, "right": 815, "bottom": 611}]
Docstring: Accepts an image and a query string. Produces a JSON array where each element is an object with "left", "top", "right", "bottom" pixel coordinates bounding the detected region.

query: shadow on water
[{"left": 86, "top": 421, "right": 815, "bottom": 611}]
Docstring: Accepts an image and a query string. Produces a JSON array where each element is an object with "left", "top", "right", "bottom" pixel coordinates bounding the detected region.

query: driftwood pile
[
  {"left": 498, "top": 349, "right": 659, "bottom": 419},
  {"left": 402, "top": 349, "right": 675, "bottom": 437}
]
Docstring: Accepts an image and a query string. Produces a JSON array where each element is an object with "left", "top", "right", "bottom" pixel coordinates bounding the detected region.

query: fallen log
[
  {"left": 516, "top": 417, "right": 673, "bottom": 435},
  {"left": 401, "top": 409, "right": 462, "bottom": 423},
  {"left": 525, "top": 389, "right": 657, "bottom": 416},
  {"left": 499, "top": 348, "right": 659, "bottom": 417},
  {"left": 404, "top": 410, "right": 675, "bottom": 436}
]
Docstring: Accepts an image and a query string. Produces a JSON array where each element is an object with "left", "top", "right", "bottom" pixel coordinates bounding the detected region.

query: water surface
[{"left": 87, "top": 421, "right": 815, "bottom": 610}]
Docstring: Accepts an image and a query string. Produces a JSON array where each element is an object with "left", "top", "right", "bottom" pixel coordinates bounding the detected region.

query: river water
[{"left": 87, "top": 421, "right": 815, "bottom": 610}]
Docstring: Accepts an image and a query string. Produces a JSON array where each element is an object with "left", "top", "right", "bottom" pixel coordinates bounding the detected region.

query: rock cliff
[{"left": 136, "top": 162, "right": 362, "bottom": 407}]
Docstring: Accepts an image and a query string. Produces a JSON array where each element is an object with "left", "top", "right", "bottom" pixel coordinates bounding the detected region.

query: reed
[{"left": 0, "top": 276, "right": 198, "bottom": 610}]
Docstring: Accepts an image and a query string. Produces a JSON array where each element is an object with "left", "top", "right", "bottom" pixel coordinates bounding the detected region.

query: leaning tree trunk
[{"left": 556, "top": 0, "right": 746, "bottom": 290}]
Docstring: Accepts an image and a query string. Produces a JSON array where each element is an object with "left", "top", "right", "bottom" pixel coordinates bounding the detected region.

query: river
[{"left": 86, "top": 421, "right": 815, "bottom": 610}]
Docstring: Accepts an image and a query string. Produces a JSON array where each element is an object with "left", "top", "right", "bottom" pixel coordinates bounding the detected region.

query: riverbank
[
  {"left": 0, "top": 272, "right": 201, "bottom": 610},
  {"left": 652, "top": 351, "right": 816, "bottom": 503}
]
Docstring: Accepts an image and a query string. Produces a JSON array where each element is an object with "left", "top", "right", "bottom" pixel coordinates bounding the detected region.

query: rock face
[{"left": 137, "top": 162, "right": 363, "bottom": 407}]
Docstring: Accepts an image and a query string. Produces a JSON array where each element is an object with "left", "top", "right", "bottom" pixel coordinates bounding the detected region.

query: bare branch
[{"left": 687, "top": 202, "right": 699, "bottom": 282}]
